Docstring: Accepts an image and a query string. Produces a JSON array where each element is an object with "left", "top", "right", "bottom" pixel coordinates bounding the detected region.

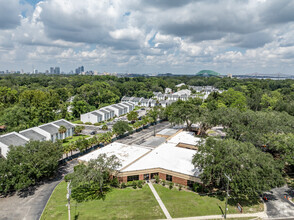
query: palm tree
[{"left": 58, "top": 125, "right": 67, "bottom": 139}]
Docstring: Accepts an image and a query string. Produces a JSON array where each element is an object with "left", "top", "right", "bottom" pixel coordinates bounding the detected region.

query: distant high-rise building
[
  {"left": 54, "top": 67, "right": 60, "bottom": 74},
  {"left": 50, "top": 67, "right": 54, "bottom": 74},
  {"left": 33, "top": 69, "right": 38, "bottom": 74},
  {"left": 75, "top": 66, "right": 85, "bottom": 74}
]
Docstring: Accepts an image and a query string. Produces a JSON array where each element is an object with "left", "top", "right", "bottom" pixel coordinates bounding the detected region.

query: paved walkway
[
  {"left": 168, "top": 212, "right": 267, "bottom": 219},
  {"left": 147, "top": 182, "right": 172, "bottom": 219},
  {"left": 0, "top": 160, "right": 78, "bottom": 220}
]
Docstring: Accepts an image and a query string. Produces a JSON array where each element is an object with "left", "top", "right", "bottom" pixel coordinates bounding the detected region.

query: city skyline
[{"left": 1, "top": 0, "right": 294, "bottom": 74}]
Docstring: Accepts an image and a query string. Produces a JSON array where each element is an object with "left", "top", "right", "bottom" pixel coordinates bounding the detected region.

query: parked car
[{"left": 90, "top": 131, "right": 96, "bottom": 135}]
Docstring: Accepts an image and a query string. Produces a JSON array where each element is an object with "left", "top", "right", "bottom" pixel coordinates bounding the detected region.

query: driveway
[
  {"left": 264, "top": 185, "right": 294, "bottom": 218},
  {"left": 0, "top": 160, "right": 78, "bottom": 220},
  {"left": 116, "top": 121, "right": 171, "bottom": 145}
]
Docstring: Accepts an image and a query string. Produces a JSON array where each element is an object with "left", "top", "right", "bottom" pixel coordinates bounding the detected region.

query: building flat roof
[
  {"left": 53, "top": 120, "right": 75, "bottom": 129},
  {"left": 122, "top": 143, "right": 200, "bottom": 177},
  {"left": 168, "top": 131, "right": 201, "bottom": 146},
  {"left": 0, "top": 133, "right": 28, "bottom": 147},
  {"left": 156, "top": 128, "right": 179, "bottom": 136},
  {"left": 79, "top": 142, "right": 151, "bottom": 170},
  {"left": 39, "top": 124, "right": 59, "bottom": 134},
  {"left": 20, "top": 129, "right": 46, "bottom": 141},
  {"left": 140, "top": 136, "right": 166, "bottom": 148}
]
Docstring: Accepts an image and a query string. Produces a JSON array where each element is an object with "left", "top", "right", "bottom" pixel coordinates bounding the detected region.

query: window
[
  {"left": 187, "top": 180, "right": 195, "bottom": 188},
  {"left": 166, "top": 175, "right": 173, "bottom": 182},
  {"left": 127, "top": 175, "right": 139, "bottom": 182},
  {"left": 151, "top": 173, "right": 159, "bottom": 179},
  {"left": 144, "top": 174, "right": 149, "bottom": 180}
]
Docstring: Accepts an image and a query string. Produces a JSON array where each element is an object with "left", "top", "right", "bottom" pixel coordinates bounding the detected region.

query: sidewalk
[
  {"left": 167, "top": 212, "right": 267, "bottom": 220},
  {"left": 147, "top": 182, "right": 172, "bottom": 219}
]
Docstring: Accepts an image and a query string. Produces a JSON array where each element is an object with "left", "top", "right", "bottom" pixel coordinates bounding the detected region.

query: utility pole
[
  {"left": 67, "top": 181, "right": 71, "bottom": 220},
  {"left": 224, "top": 174, "right": 231, "bottom": 219}
]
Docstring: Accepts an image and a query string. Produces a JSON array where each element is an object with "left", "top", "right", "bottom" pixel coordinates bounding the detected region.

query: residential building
[
  {"left": 20, "top": 128, "right": 47, "bottom": 141},
  {"left": 39, "top": 124, "right": 60, "bottom": 142},
  {"left": 0, "top": 132, "right": 29, "bottom": 158}
]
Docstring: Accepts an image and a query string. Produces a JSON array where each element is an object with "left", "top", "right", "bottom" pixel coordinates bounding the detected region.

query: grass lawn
[
  {"left": 41, "top": 181, "right": 164, "bottom": 220},
  {"left": 153, "top": 184, "right": 264, "bottom": 218},
  {"left": 62, "top": 135, "right": 89, "bottom": 147}
]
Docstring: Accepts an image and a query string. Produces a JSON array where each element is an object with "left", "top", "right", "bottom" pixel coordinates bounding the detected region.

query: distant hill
[{"left": 196, "top": 70, "right": 221, "bottom": 77}]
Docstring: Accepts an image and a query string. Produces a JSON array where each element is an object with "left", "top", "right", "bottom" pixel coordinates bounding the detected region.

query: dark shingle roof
[
  {"left": 0, "top": 133, "right": 28, "bottom": 147},
  {"left": 99, "top": 109, "right": 109, "bottom": 114},
  {"left": 39, "top": 124, "right": 59, "bottom": 134},
  {"left": 121, "top": 96, "right": 132, "bottom": 101},
  {"left": 132, "top": 97, "right": 142, "bottom": 102},
  {"left": 116, "top": 103, "right": 127, "bottom": 109},
  {"left": 91, "top": 112, "right": 103, "bottom": 117},
  {"left": 20, "top": 130, "right": 46, "bottom": 141},
  {"left": 105, "top": 108, "right": 114, "bottom": 112},
  {"left": 54, "top": 120, "right": 75, "bottom": 129},
  {"left": 111, "top": 105, "right": 123, "bottom": 110}
]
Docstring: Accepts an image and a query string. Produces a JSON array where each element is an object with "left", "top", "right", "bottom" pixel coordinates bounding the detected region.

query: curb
[{"left": 38, "top": 180, "right": 62, "bottom": 220}]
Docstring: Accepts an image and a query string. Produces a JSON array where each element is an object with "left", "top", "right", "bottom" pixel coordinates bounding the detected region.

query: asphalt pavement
[
  {"left": 116, "top": 121, "right": 171, "bottom": 145},
  {"left": 264, "top": 185, "right": 294, "bottom": 219},
  {"left": 0, "top": 160, "right": 78, "bottom": 220}
]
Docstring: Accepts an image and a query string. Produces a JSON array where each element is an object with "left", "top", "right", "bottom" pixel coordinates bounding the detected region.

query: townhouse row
[
  {"left": 0, "top": 119, "right": 75, "bottom": 158},
  {"left": 80, "top": 102, "right": 135, "bottom": 124}
]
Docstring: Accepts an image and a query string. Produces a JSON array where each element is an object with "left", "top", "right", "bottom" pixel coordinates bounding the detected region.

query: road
[
  {"left": 264, "top": 185, "right": 294, "bottom": 219},
  {"left": 116, "top": 121, "right": 171, "bottom": 145},
  {"left": 0, "top": 121, "right": 171, "bottom": 220},
  {"left": 0, "top": 160, "right": 78, "bottom": 220}
]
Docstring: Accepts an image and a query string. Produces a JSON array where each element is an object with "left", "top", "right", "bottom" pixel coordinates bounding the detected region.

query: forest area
[{"left": 0, "top": 74, "right": 294, "bottom": 198}]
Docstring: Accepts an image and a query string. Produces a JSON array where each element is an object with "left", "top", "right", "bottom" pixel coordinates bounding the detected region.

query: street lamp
[{"left": 224, "top": 174, "right": 231, "bottom": 219}]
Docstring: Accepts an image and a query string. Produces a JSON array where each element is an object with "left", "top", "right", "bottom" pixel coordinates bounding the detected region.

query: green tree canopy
[
  {"left": 127, "top": 111, "right": 139, "bottom": 122},
  {"left": 193, "top": 138, "right": 284, "bottom": 199},
  {"left": 0, "top": 140, "right": 63, "bottom": 195},
  {"left": 112, "top": 121, "right": 132, "bottom": 136},
  {"left": 65, "top": 154, "right": 121, "bottom": 202}
]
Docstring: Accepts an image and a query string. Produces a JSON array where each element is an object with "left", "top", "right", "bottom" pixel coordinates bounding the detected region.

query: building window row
[
  {"left": 127, "top": 175, "right": 139, "bottom": 182},
  {"left": 166, "top": 174, "right": 173, "bottom": 182}
]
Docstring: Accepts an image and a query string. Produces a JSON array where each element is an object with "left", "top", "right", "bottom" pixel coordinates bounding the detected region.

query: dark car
[{"left": 90, "top": 131, "right": 96, "bottom": 135}]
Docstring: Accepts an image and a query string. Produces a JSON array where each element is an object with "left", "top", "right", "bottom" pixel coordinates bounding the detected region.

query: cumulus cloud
[
  {"left": 1, "top": 0, "right": 294, "bottom": 74},
  {"left": 0, "top": 0, "right": 21, "bottom": 29}
]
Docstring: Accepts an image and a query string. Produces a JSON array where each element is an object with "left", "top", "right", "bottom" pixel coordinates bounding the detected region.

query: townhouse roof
[
  {"left": 20, "top": 129, "right": 46, "bottom": 141},
  {"left": 91, "top": 111, "right": 103, "bottom": 117},
  {"left": 53, "top": 120, "right": 75, "bottom": 129},
  {"left": 0, "top": 132, "right": 28, "bottom": 147},
  {"left": 39, "top": 124, "right": 59, "bottom": 135}
]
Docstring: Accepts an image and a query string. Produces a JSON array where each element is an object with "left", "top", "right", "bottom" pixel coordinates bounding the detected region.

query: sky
[{"left": 0, "top": 0, "right": 294, "bottom": 74}]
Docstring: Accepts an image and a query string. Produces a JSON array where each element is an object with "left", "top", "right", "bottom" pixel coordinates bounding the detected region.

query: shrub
[
  {"left": 85, "top": 122, "right": 92, "bottom": 125},
  {"left": 74, "top": 120, "right": 84, "bottom": 124},
  {"left": 110, "top": 178, "right": 119, "bottom": 188},
  {"left": 162, "top": 180, "right": 166, "bottom": 186},
  {"left": 138, "top": 181, "right": 143, "bottom": 188},
  {"left": 169, "top": 182, "right": 174, "bottom": 190},
  {"left": 132, "top": 181, "right": 137, "bottom": 189},
  {"left": 154, "top": 175, "right": 159, "bottom": 184},
  {"left": 120, "top": 182, "right": 126, "bottom": 188},
  {"left": 102, "top": 124, "right": 108, "bottom": 130},
  {"left": 192, "top": 183, "right": 200, "bottom": 192},
  {"left": 94, "top": 123, "right": 101, "bottom": 126},
  {"left": 179, "top": 185, "right": 182, "bottom": 191}
]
